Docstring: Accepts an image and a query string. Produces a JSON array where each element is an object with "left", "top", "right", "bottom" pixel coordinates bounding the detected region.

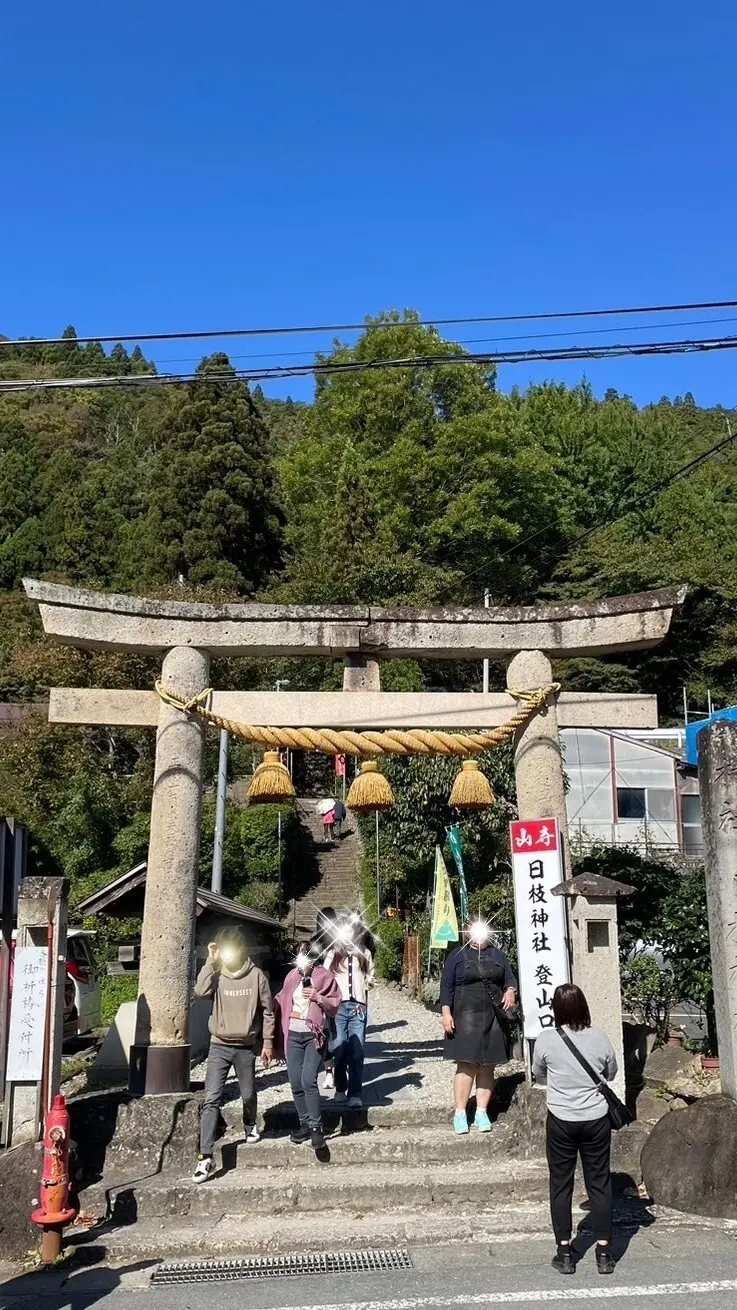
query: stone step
[
  {"left": 200, "top": 1123, "right": 521, "bottom": 1169},
  {"left": 81, "top": 1158, "right": 551, "bottom": 1223},
  {"left": 66, "top": 1195, "right": 685, "bottom": 1264}
]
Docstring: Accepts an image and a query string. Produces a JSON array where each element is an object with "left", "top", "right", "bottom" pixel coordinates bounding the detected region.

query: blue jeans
[{"left": 331, "top": 1001, "right": 367, "bottom": 1099}]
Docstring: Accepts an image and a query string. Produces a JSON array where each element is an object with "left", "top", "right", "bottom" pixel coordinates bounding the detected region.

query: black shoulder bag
[{"left": 556, "top": 1027, "right": 633, "bottom": 1131}]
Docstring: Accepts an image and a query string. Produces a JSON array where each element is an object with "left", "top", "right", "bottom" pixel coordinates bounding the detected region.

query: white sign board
[
  {"left": 6, "top": 946, "right": 48, "bottom": 1082},
  {"left": 510, "top": 818, "right": 570, "bottom": 1041}
]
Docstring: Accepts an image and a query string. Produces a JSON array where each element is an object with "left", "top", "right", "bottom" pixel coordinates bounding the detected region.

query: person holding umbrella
[{"left": 316, "top": 797, "right": 337, "bottom": 843}]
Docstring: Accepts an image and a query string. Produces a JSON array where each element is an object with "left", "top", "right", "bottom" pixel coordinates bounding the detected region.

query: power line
[
  {"left": 4, "top": 331, "right": 737, "bottom": 395},
  {"left": 152, "top": 312, "right": 737, "bottom": 367},
  {"left": 454, "top": 419, "right": 737, "bottom": 596},
  {"left": 3, "top": 297, "right": 737, "bottom": 350}
]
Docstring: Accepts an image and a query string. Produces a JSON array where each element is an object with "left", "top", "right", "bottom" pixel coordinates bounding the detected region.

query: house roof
[{"left": 77, "top": 861, "right": 281, "bottom": 929}]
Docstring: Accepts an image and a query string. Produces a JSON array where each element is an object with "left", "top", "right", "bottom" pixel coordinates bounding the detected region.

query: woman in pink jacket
[{"left": 275, "top": 948, "right": 341, "bottom": 1155}]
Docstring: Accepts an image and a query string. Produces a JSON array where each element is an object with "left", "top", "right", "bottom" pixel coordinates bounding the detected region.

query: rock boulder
[{"left": 641, "top": 1094, "right": 737, "bottom": 1219}]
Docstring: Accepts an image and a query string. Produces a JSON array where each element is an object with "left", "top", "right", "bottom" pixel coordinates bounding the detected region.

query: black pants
[{"left": 546, "top": 1112, "right": 612, "bottom": 1244}]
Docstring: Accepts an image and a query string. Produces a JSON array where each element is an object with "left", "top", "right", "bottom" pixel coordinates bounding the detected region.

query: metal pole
[
  {"left": 212, "top": 728, "right": 229, "bottom": 894},
  {"left": 375, "top": 811, "right": 380, "bottom": 920},
  {"left": 682, "top": 685, "right": 689, "bottom": 726},
  {"left": 277, "top": 810, "right": 283, "bottom": 918},
  {"left": 482, "top": 589, "right": 490, "bottom": 695}
]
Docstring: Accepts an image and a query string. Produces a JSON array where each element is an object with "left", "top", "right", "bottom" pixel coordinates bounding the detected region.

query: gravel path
[{"left": 191, "top": 981, "right": 522, "bottom": 1115}]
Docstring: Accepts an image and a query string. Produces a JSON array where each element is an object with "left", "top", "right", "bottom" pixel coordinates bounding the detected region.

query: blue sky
[{"left": 3, "top": 1, "right": 737, "bottom": 407}]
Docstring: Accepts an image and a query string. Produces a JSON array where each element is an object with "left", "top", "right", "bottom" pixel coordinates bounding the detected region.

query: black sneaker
[
  {"left": 290, "top": 1125, "right": 311, "bottom": 1145},
  {"left": 311, "top": 1128, "right": 327, "bottom": 1152},
  {"left": 552, "top": 1246, "right": 575, "bottom": 1276},
  {"left": 596, "top": 1246, "right": 615, "bottom": 1276}
]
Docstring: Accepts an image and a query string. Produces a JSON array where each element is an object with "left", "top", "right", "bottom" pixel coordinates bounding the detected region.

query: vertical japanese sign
[
  {"left": 430, "top": 847, "right": 459, "bottom": 949},
  {"left": 509, "top": 819, "right": 569, "bottom": 1040},
  {"left": 6, "top": 946, "right": 48, "bottom": 1082}
]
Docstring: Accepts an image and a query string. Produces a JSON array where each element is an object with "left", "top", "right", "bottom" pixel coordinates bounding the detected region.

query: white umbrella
[{"left": 316, "top": 798, "right": 336, "bottom": 815}]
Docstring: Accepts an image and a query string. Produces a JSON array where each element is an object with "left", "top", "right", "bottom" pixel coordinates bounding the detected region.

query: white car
[
  {"left": 11, "top": 927, "right": 101, "bottom": 1043},
  {"left": 64, "top": 929, "right": 102, "bottom": 1039}
]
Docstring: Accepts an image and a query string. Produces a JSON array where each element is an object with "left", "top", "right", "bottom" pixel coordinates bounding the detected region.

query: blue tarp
[{"left": 684, "top": 705, "right": 737, "bottom": 767}]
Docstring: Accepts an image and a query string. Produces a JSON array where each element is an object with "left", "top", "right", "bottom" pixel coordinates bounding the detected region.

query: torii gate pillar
[
  {"left": 130, "top": 646, "right": 210, "bottom": 1095},
  {"left": 506, "top": 649, "right": 570, "bottom": 873}
]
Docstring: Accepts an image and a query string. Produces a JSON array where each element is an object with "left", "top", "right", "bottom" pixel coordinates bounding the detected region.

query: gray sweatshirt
[
  {"left": 532, "top": 1026, "right": 618, "bottom": 1122},
  {"left": 194, "top": 957, "right": 275, "bottom": 1047}
]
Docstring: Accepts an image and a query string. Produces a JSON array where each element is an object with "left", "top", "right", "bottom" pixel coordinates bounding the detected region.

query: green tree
[{"left": 130, "top": 354, "right": 283, "bottom": 591}]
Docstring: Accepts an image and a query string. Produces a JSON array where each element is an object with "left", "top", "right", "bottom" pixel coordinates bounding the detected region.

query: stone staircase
[
  {"left": 289, "top": 798, "right": 360, "bottom": 937},
  {"left": 74, "top": 1086, "right": 655, "bottom": 1262}
]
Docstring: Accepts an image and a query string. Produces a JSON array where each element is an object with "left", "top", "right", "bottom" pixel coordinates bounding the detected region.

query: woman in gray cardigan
[{"left": 533, "top": 983, "right": 618, "bottom": 1278}]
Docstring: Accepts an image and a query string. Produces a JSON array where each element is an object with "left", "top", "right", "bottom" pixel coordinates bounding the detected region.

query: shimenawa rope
[{"left": 153, "top": 681, "right": 561, "bottom": 758}]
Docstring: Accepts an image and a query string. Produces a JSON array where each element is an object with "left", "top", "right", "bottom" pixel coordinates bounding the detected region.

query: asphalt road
[{"left": 2, "top": 1224, "right": 737, "bottom": 1310}]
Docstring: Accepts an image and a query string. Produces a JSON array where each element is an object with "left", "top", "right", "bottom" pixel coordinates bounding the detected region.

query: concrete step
[
  {"left": 68, "top": 1194, "right": 679, "bottom": 1264},
  {"left": 196, "top": 1123, "right": 521, "bottom": 1169},
  {"left": 81, "top": 1158, "right": 550, "bottom": 1222}
]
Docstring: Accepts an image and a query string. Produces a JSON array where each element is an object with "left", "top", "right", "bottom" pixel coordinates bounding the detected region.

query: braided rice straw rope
[{"left": 154, "top": 682, "right": 561, "bottom": 758}]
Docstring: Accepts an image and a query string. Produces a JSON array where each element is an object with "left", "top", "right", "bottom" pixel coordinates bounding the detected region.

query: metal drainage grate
[{"left": 151, "top": 1248, "right": 413, "bottom": 1286}]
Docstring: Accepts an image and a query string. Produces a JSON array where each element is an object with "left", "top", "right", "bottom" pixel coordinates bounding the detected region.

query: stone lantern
[{"left": 551, "top": 872, "right": 635, "bottom": 1103}]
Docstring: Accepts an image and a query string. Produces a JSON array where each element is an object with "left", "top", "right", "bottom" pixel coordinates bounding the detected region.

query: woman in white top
[{"left": 325, "top": 922, "right": 375, "bottom": 1108}]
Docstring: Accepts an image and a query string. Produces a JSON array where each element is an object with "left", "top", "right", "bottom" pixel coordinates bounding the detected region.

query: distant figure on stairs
[
  {"left": 333, "top": 798, "right": 347, "bottom": 836},
  {"left": 322, "top": 805, "right": 337, "bottom": 842}
]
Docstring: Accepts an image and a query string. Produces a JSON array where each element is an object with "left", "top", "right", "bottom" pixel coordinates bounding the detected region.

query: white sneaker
[
  {"left": 192, "top": 1156, "right": 215, "bottom": 1184},
  {"left": 246, "top": 1125, "right": 262, "bottom": 1144},
  {"left": 323, "top": 1071, "right": 335, "bottom": 1091}
]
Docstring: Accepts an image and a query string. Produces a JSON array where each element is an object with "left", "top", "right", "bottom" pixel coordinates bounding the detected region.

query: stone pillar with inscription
[
  {"left": 4, "top": 877, "right": 67, "bottom": 1146},
  {"left": 698, "top": 719, "right": 737, "bottom": 1102},
  {"left": 131, "top": 646, "right": 210, "bottom": 1095}
]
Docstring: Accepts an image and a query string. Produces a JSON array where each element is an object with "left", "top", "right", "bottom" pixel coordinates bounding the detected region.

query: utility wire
[
  {"left": 2, "top": 297, "right": 737, "bottom": 350},
  {"left": 4, "top": 332, "right": 737, "bottom": 394},
  {"left": 152, "top": 312, "right": 737, "bottom": 367},
  {"left": 453, "top": 418, "right": 737, "bottom": 596}
]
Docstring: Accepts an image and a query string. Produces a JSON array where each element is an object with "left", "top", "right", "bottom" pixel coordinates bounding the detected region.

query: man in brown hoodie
[{"left": 192, "top": 926, "right": 275, "bottom": 1183}]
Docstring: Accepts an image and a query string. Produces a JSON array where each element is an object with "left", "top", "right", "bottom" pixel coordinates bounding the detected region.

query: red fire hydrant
[{"left": 31, "top": 1094, "right": 76, "bottom": 1263}]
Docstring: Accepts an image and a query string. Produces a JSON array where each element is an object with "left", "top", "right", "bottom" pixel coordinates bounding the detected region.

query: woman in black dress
[{"left": 440, "top": 937, "right": 517, "bottom": 1134}]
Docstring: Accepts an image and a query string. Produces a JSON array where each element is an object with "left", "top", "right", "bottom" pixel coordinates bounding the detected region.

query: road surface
[{"left": 2, "top": 1222, "right": 737, "bottom": 1310}]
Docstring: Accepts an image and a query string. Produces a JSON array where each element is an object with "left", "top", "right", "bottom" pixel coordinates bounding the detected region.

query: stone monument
[
  {"left": 552, "top": 872, "right": 635, "bottom": 1102},
  {"left": 698, "top": 718, "right": 737, "bottom": 1102}
]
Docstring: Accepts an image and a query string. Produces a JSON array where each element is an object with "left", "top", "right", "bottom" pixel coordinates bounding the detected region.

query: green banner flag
[
  {"left": 430, "top": 846, "right": 459, "bottom": 949},
  {"left": 446, "top": 825, "right": 469, "bottom": 925}
]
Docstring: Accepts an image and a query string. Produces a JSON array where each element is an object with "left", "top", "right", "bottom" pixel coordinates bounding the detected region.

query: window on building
[
  {"left": 616, "top": 787, "right": 646, "bottom": 820},
  {"left": 647, "top": 789, "right": 676, "bottom": 823},
  {"left": 681, "top": 793, "right": 703, "bottom": 854}
]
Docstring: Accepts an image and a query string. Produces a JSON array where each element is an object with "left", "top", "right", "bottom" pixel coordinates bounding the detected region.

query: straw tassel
[
  {"left": 449, "top": 759, "right": 495, "bottom": 810},
  {"left": 346, "top": 759, "right": 395, "bottom": 813},
  {"left": 248, "top": 750, "right": 296, "bottom": 803}
]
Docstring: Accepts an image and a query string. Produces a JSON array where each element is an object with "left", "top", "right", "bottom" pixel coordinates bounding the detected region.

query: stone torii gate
[{"left": 24, "top": 578, "right": 685, "bottom": 1095}]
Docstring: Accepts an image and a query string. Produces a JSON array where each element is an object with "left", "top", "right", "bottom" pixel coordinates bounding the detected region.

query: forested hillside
[{"left": 1, "top": 312, "right": 735, "bottom": 921}]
